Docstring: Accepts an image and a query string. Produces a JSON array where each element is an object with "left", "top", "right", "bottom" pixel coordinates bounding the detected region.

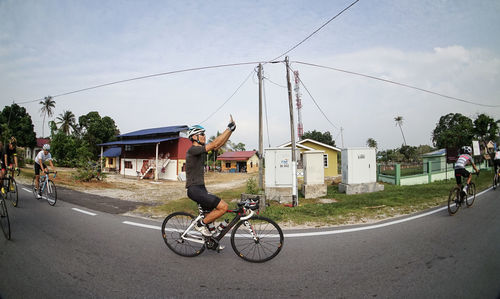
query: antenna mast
[{"left": 293, "top": 70, "right": 303, "bottom": 140}]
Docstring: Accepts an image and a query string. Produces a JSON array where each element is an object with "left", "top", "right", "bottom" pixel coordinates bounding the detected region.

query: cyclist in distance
[
  {"left": 0, "top": 141, "right": 6, "bottom": 194},
  {"left": 34, "top": 144, "right": 55, "bottom": 199},
  {"left": 454, "top": 146, "right": 479, "bottom": 194},
  {"left": 4, "top": 137, "right": 19, "bottom": 174},
  {"left": 185, "top": 115, "right": 236, "bottom": 237},
  {"left": 493, "top": 146, "right": 500, "bottom": 176}
]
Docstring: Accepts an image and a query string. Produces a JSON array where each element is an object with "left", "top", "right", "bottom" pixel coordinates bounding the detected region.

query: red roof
[
  {"left": 217, "top": 151, "right": 257, "bottom": 161},
  {"left": 36, "top": 138, "right": 50, "bottom": 147}
]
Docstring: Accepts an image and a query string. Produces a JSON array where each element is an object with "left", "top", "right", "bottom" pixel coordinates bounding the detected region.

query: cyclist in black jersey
[{"left": 186, "top": 116, "right": 236, "bottom": 237}]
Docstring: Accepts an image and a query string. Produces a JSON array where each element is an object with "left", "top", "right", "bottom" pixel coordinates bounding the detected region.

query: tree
[
  {"left": 366, "top": 138, "right": 377, "bottom": 148},
  {"left": 56, "top": 110, "right": 77, "bottom": 135},
  {"left": 78, "top": 112, "right": 119, "bottom": 158},
  {"left": 233, "top": 142, "right": 246, "bottom": 151},
  {"left": 473, "top": 113, "right": 499, "bottom": 146},
  {"left": 394, "top": 116, "right": 407, "bottom": 146},
  {"left": 39, "top": 96, "right": 56, "bottom": 138},
  {"left": 302, "top": 130, "right": 336, "bottom": 147},
  {"left": 0, "top": 104, "right": 36, "bottom": 147},
  {"left": 432, "top": 113, "right": 474, "bottom": 149}
]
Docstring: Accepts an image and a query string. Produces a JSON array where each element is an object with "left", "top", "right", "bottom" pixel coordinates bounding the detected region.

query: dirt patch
[{"left": 41, "top": 169, "right": 252, "bottom": 203}]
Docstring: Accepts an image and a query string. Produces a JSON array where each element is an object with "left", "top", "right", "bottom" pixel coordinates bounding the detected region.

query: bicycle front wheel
[
  {"left": 8, "top": 179, "right": 18, "bottom": 207},
  {"left": 45, "top": 180, "right": 57, "bottom": 206},
  {"left": 447, "top": 187, "right": 461, "bottom": 215},
  {"left": 0, "top": 198, "right": 11, "bottom": 240},
  {"left": 231, "top": 216, "right": 284, "bottom": 263},
  {"left": 466, "top": 183, "right": 476, "bottom": 207},
  {"left": 161, "top": 212, "right": 205, "bottom": 257}
]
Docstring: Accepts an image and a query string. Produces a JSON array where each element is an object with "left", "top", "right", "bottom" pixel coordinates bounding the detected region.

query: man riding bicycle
[
  {"left": 34, "top": 144, "right": 55, "bottom": 199},
  {"left": 454, "top": 146, "right": 479, "bottom": 194},
  {"left": 185, "top": 116, "right": 236, "bottom": 237},
  {"left": 493, "top": 147, "right": 500, "bottom": 176},
  {"left": 4, "top": 137, "right": 19, "bottom": 173}
]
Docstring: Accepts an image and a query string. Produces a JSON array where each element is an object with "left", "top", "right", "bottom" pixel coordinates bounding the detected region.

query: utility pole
[
  {"left": 258, "top": 63, "right": 266, "bottom": 210},
  {"left": 285, "top": 56, "right": 298, "bottom": 207},
  {"left": 340, "top": 127, "right": 344, "bottom": 148}
]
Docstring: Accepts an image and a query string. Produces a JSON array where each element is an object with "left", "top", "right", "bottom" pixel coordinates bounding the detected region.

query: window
[
  {"left": 108, "top": 158, "right": 114, "bottom": 166},
  {"left": 225, "top": 162, "right": 231, "bottom": 168},
  {"left": 125, "top": 145, "right": 133, "bottom": 151},
  {"left": 250, "top": 162, "right": 253, "bottom": 168},
  {"left": 124, "top": 161, "right": 133, "bottom": 169},
  {"left": 323, "top": 154, "right": 329, "bottom": 168}
]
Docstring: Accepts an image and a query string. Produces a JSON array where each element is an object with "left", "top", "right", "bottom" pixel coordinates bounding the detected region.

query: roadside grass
[{"left": 139, "top": 169, "right": 495, "bottom": 226}]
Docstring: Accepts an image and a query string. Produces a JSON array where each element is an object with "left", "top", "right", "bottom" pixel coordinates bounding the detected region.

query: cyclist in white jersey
[
  {"left": 34, "top": 144, "right": 55, "bottom": 198},
  {"left": 494, "top": 148, "right": 500, "bottom": 175},
  {"left": 454, "top": 146, "right": 479, "bottom": 193}
]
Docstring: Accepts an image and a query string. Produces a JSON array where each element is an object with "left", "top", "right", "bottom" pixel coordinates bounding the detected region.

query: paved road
[{"left": 1, "top": 184, "right": 499, "bottom": 298}]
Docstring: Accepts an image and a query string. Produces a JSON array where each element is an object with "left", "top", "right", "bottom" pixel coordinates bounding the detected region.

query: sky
[{"left": 1, "top": 0, "right": 499, "bottom": 151}]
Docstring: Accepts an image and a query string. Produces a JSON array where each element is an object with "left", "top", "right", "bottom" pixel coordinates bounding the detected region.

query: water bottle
[{"left": 217, "top": 219, "right": 229, "bottom": 233}]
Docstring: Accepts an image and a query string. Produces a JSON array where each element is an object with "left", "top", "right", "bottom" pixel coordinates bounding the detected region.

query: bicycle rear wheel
[
  {"left": 161, "top": 212, "right": 205, "bottom": 257},
  {"left": 45, "top": 180, "right": 57, "bottom": 206},
  {"left": 447, "top": 187, "right": 461, "bottom": 215},
  {"left": 8, "top": 179, "right": 18, "bottom": 207},
  {"left": 0, "top": 198, "right": 11, "bottom": 240},
  {"left": 231, "top": 216, "right": 284, "bottom": 263},
  {"left": 466, "top": 183, "right": 476, "bottom": 207}
]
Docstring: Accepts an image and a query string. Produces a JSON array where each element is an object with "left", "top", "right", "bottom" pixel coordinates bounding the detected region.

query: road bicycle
[
  {"left": 448, "top": 172, "right": 478, "bottom": 215},
  {"left": 493, "top": 167, "right": 499, "bottom": 190},
  {"left": 0, "top": 186, "right": 11, "bottom": 240},
  {"left": 2, "top": 167, "right": 20, "bottom": 207},
  {"left": 31, "top": 171, "right": 57, "bottom": 206},
  {"left": 161, "top": 198, "right": 284, "bottom": 263}
]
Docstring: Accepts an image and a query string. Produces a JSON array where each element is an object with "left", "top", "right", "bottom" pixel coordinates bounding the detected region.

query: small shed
[
  {"left": 102, "top": 147, "right": 121, "bottom": 172},
  {"left": 422, "top": 149, "right": 449, "bottom": 173},
  {"left": 217, "top": 151, "right": 259, "bottom": 173}
]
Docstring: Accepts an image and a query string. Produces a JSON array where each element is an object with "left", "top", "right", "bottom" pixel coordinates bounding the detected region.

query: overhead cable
[
  {"left": 267, "top": 0, "right": 360, "bottom": 63},
  {"left": 293, "top": 61, "right": 500, "bottom": 108}
]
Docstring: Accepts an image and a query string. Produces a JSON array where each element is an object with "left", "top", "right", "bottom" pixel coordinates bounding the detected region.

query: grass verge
[{"left": 137, "top": 169, "right": 495, "bottom": 227}]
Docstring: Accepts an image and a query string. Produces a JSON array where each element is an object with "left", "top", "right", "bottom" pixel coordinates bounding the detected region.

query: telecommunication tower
[{"left": 293, "top": 70, "right": 303, "bottom": 139}]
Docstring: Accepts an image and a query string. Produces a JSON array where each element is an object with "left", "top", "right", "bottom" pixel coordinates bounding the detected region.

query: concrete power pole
[
  {"left": 258, "top": 63, "right": 265, "bottom": 210},
  {"left": 285, "top": 57, "right": 298, "bottom": 207}
]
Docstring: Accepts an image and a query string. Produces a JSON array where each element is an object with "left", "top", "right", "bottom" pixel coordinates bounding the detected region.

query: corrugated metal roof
[
  {"left": 101, "top": 147, "right": 122, "bottom": 157},
  {"left": 117, "top": 125, "right": 188, "bottom": 138},
  {"left": 217, "top": 151, "right": 257, "bottom": 161},
  {"left": 98, "top": 137, "right": 179, "bottom": 146},
  {"left": 36, "top": 138, "right": 50, "bottom": 147}
]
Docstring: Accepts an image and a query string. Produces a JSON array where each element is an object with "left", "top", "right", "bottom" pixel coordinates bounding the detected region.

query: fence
[{"left": 377, "top": 161, "right": 488, "bottom": 186}]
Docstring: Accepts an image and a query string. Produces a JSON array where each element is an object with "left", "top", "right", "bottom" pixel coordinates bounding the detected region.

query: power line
[
  {"left": 267, "top": 0, "right": 360, "bottom": 63},
  {"left": 14, "top": 61, "right": 265, "bottom": 105},
  {"left": 288, "top": 64, "right": 341, "bottom": 131},
  {"left": 293, "top": 61, "right": 500, "bottom": 108},
  {"left": 198, "top": 68, "right": 255, "bottom": 125}
]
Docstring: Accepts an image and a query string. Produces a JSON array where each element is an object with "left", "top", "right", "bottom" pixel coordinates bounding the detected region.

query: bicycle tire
[
  {"left": 8, "top": 179, "right": 18, "bottom": 207},
  {"left": 466, "top": 183, "right": 476, "bottom": 207},
  {"left": 447, "top": 187, "right": 461, "bottom": 215},
  {"left": 493, "top": 174, "right": 498, "bottom": 190},
  {"left": 161, "top": 212, "right": 205, "bottom": 257},
  {"left": 230, "top": 215, "right": 284, "bottom": 263},
  {"left": 45, "top": 180, "right": 57, "bottom": 206},
  {"left": 0, "top": 197, "right": 11, "bottom": 240}
]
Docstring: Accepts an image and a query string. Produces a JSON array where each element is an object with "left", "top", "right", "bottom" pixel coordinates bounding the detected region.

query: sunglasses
[{"left": 198, "top": 133, "right": 205, "bottom": 137}]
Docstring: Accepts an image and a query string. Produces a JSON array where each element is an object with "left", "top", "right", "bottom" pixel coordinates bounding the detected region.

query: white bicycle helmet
[
  {"left": 187, "top": 125, "right": 206, "bottom": 140},
  {"left": 461, "top": 146, "right": 472, "bottom": 155},
  {"left": 43, "top": 144, "right": 51, "bottom": 151}
]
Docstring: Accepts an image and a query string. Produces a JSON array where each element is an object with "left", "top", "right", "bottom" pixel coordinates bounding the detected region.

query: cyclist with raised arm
[
  {"left": 185, "top": 116, "right": 236, "bottom": 237},
  {"left": 493, "top": 147, "right": 500, "bottom": 176},
  {"left": 4, "top": 137, "right": 19, "bottom": 174},
  {"left": 454, "top": 146, "right": 479, "bottom": 194},
  {"left": 34, "top": 144, "right": 55, "bottom": 199}
]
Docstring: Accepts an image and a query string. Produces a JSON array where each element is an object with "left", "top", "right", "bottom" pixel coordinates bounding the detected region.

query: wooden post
[{"left": 155, "top": 143, "right": 159, "bottom": 181}]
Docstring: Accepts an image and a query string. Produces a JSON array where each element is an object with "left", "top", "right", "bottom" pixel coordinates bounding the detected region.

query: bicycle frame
[
  {"left": 180, "top": 205, "right": 257, "bottom": 245},
  {"left": 38, "top": 172, "right": 57, "bottom": 195}
]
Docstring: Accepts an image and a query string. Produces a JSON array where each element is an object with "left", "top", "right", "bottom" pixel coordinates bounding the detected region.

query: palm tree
[
  {"left": 394, "top": 116, "right": 407, "bottom": 146},
  {"left": 39, "top": 96, "right": 56, "bottom": 137},
  {"left": 56, "top": 110, "right": 76, "bottom": 135},
  {"left": 366, "top": 138, "right": 377, "bottom": 148}
]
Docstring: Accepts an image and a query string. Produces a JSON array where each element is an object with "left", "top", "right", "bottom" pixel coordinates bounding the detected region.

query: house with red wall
[{"left": 99, "top": 125, "right": 191, "bottom": 180}]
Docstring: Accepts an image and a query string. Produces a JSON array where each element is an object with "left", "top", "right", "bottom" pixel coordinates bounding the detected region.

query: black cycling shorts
[
  {"left": 187, "top": 185, "right": 221, "bottom": 210},
  {"left": 454, "top": 168, "right": 470, "bottom": 185},
  {"left": 34, "top": 163, "right": 42, "bottom": 175}
]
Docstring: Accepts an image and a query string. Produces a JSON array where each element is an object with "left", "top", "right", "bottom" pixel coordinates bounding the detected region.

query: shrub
[
  {"left": 246, "top": 177, "right": 259, "bottom": 194},
  {"left": 72, "top": 162, "right": 106, "bottom": 182}
]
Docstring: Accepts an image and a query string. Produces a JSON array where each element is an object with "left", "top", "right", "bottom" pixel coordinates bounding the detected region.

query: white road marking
[
  {"left": 22, "top": 187, "right": 31, "bottom": 193},
  {"left": 72, "top": 208, "right": 97, "bottom": 216},
  {"left": 123, "top": 221, "right": 161, "bottom": 230}
]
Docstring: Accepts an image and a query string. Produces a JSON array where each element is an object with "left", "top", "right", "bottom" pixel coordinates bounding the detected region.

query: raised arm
[{"left": 205, "top": 115, "right": 236, "bottom": 152}]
